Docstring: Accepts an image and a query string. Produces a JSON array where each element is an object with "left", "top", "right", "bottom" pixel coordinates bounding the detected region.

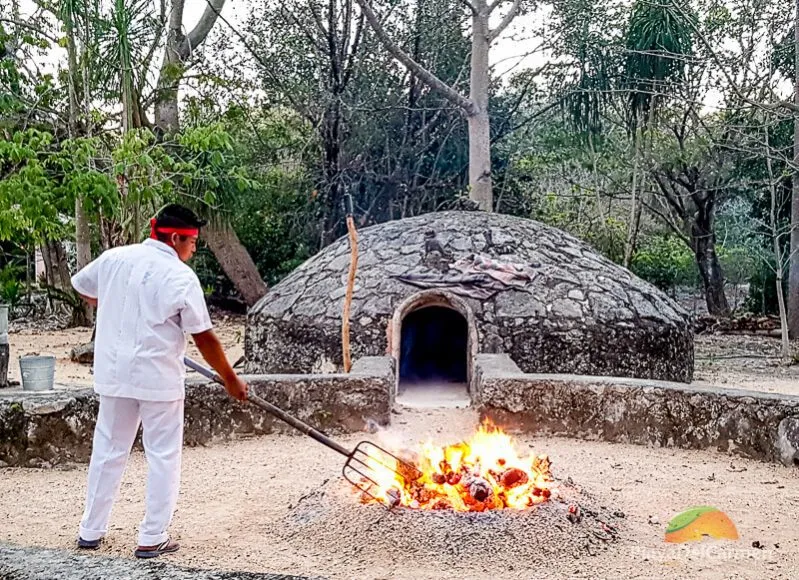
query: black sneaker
[{"left": 77, "top": 537, "right": 101, "bottom": 550}]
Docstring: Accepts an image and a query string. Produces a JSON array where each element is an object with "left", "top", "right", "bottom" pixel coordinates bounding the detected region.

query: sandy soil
[
  {"left": 0, "top": 406, "right": 797, "bottom": 579},
  {"left": 693, "top": 334, "right": 799, "bottom": 396}
]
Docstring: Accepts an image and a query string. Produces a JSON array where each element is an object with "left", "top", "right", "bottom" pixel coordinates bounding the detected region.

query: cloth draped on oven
[{"left": 394, "top": 254, "right": 538, "bottom": 300}]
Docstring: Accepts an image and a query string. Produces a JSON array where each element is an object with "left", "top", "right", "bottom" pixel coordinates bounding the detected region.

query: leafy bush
[
  {"left": 745, "top": 262, "right": 786, "bottom": 315},
  {"left": 582, "top": 216, "right": 627, "bottom": 264},
  {"left": 631, "top": 235, "right": 696, "bottom": 292},
  {"left": 0, "top": 263, "right": 24, "bottom": 306},
  {"left": 717, "top": 245, "right": 758, "bottom": 287}
]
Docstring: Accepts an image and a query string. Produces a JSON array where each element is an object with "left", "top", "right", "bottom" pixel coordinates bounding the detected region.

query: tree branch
[
  {"left": 0, "top": 18, "right": 60, "bottom": 44},
  {"left": 672, "top": 0, "right": 799, "bottom": 115},
  {"left": 488, "top": 0, "right": 521, "bottom": 43},
  {"left": 353, "top": 0, "right": 476, "bottom": 114},
  {"left": 641, "top": 195, "right": 692, "bottom": 246},
  {"left": 206, "top": 5, "right": 315, "bottom": 122},
  {"left": 139, "top": 0, "right": 167, "bottom": 91},
  {"left": 459, "top": 0, "right": 478, "bottom": 15},
  {"left": 169, "top": 0, "right": 185, "bottom": 34},
  {"left": 341, "top": 12, "right": 365, "bottom": 88},
  {"left": 189, "top": 0, "right": 226, "bottom": 52}
]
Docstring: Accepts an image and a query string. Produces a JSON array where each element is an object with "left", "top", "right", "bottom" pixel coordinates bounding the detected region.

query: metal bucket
[{"left": 19, "top": 355, "right": 56, "bottom": 391}]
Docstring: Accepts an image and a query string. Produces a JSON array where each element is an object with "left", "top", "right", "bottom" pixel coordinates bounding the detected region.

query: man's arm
[
  {"left": 191, "top": 329, "right": 248, "bottom": 401},
  {"left": 72, "top": 256, "right": 102, "bottom": 304},
  {"left": 77, "top": 293, "right": 98, "bottom": 308}
]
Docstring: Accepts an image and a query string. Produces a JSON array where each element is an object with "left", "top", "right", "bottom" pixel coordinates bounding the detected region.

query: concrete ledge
[
  {"left": 475, "top": 360, "right": 799, "bottom": 465},
  {"left": 0, "top": 542, "right": 320, "bottom": 579},
  {"left": 0, "top": 357, "right": 394, "bottom": 468}
]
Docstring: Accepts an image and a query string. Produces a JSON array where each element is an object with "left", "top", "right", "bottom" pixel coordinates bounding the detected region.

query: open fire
[{"left": 359, "top": 421, "right": 555, "bottom": 511}]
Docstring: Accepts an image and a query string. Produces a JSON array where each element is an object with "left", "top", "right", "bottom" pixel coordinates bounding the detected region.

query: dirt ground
[
  {"left": 2, "top": 321, "right": 799, "bottom": 578},
  {"left": 692, "top": 333, "right": 799, "bottom": 396},
  {"left": 0, "top": 406, "right": 797, "bottom": 579}
]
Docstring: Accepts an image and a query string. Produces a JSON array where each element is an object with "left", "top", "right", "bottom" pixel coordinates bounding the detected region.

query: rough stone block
[{"left": 777, "top": 417, "right": 799, "bottom": 466}]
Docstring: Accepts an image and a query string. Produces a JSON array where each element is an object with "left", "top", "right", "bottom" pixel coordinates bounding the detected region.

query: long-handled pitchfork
[{"left": 184, "top": 356, "right": 420, "bottom": 506}]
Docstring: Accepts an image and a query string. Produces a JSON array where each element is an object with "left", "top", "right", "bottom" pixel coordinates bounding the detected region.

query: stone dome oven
[{"left": 245, "top": 211, "right": 693, "bottom": 384}]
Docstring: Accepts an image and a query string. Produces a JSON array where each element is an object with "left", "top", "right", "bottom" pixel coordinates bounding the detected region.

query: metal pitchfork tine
[{"left": 184, "top": 357, "right": 421, "bottom": 507}]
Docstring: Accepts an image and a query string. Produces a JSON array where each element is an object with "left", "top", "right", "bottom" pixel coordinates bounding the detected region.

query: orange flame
[{"left": 360, "top": 421, "right": 555, "bottom": 511}]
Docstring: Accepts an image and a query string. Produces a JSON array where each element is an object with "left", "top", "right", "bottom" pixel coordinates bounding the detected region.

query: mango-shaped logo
[{"left": 665, "top": 506, "right": 739, "bottom": 543}]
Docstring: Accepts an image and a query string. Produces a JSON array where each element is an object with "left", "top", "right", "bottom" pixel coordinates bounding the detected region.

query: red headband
[{"left": 149, "top": 218, "right": 199, "bottom": 239}]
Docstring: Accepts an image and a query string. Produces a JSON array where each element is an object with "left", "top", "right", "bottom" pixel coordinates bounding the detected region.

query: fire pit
[{"left": 358, "top": 421, "right": 555, "bottom": 511}]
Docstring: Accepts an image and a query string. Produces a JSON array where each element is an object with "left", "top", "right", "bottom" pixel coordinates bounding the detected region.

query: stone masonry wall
[
  {"left": 475, "top": 355, "right": 799, "bottom": 465},
  {"left": 248, "top": 211, "right": 694, "bottom": 383},
  {"left": 0, "top": 357, "right": 393, "bottom": 468}
]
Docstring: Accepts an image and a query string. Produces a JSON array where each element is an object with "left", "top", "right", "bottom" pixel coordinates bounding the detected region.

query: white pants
[{"left": 78, "top": 395, "right": 184, "bottom": 546}]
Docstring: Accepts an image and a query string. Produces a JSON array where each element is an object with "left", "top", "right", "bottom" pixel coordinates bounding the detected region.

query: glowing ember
[{"left": 359, "top": 421, "right": 555, "bottom": 511}]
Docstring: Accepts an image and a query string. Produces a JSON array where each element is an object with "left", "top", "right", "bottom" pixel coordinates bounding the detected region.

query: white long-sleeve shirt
[{"left": 71, "top": 239, "right": 212, "bottom": 401}]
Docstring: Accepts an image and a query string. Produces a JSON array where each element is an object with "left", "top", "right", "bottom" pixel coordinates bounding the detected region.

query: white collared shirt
[{"left": 71, "top": 239, "right": 213, "bottom": 401}]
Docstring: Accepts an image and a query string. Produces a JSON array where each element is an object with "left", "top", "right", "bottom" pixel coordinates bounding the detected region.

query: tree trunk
[
  {"left": 623, "top": 128, "right": 643, "bottom": 268},
  {"left": 153, "top": 45, "right": 182, "bottom": 133},
  {"left": 75, "top": 197, "right": 94, "bottom": 326},
  {"left": 692, "top": 207, "right": 729, "bottom": 316},
  {"left": 775, "top": 243, "right": 791, "bottom": 359},
  {"left": 41, "top": 241, "right": 72, "bottom": 291},
  {"left": 468, "top": 10, "right": 493, "bottom": 212},
  {"left": 202, "top": 222, "right": 268, "bottom": 307},
  {"left": 154, "top": 0, "right": 226, "bottom": 134},
  {"left": 64, "top": 6, "right": 93, "bottom": 326},
  {"left": 788, "top": 0, "right": 799, "bottom": 336},
  {"left": 766, "top": 123, "right": 791, "bottom": 357},
  {"left": 321, "top": 101, "right": 343, "bottom": 246}
]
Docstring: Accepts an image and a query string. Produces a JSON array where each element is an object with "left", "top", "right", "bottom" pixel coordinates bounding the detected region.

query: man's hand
[
  {"left": 191, "top": 329, "right": 247, "bottom": 401},
  {"left": 223, "top": 375, "right": 248, "bottom": 402}
]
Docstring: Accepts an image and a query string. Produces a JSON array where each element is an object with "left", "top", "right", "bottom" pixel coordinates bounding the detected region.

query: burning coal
[{"left": 358, "top": 421, "right": 555, "bottom": 511}]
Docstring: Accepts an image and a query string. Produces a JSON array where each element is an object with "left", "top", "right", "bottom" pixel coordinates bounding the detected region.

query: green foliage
[
  {"left": 176, "top": 122, "right": 256, "bottom": 212},
  {"left": 745, "top": 262, "right": 785, "bottom": 316},
  {"left": 231, "top": 166, "right": 313, "bottom": 285},
  {"left": 186, "top": 112, "right": 316, "bottom": 293},
  {"left": 0, "top": 129, "right": 65, "bottom": 243},
  {"left": 717, "top": 245, "right": 757, "bottom": 287},
  {"left": 630, "top": 234, "right": 696, "bottom": 292},
  {"left": 0, "top": 129, "right": 117, "bottom": 244},
  {"left": 624, "top": 0, "right": 696, "bottom": 125},
  {"left": 0, "top": 263, "right": 24, "bottom": 306}
]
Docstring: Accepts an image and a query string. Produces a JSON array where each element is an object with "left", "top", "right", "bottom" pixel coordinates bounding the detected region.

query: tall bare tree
[
  {"left": 354, "top": 0, "right": 526, "bottom": 211},
  {"left": 789, "top": 0, "right": 799, "bottom": 335}
]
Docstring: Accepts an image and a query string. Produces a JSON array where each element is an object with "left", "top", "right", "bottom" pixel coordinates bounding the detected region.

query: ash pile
[{"left": 273, "top": 478, "right": 624, "bottom": 577}]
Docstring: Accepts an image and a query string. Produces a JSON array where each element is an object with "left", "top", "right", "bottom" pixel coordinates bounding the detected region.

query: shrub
[{"left": 631, "top": 235, "right": 696, "bottom": 292}]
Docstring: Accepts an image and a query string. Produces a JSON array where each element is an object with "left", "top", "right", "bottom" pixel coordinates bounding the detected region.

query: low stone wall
[
  {"left": 0, "top": 357, "right": 393, "bottom": 468},
  {"left": 474, "top": 354, "right": 799, "bottom": 466}
]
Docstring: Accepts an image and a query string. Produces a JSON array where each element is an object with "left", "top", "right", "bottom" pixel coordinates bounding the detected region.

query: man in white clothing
[{"left": 71, "top": 204, "right": 248, "bottom": 558}]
